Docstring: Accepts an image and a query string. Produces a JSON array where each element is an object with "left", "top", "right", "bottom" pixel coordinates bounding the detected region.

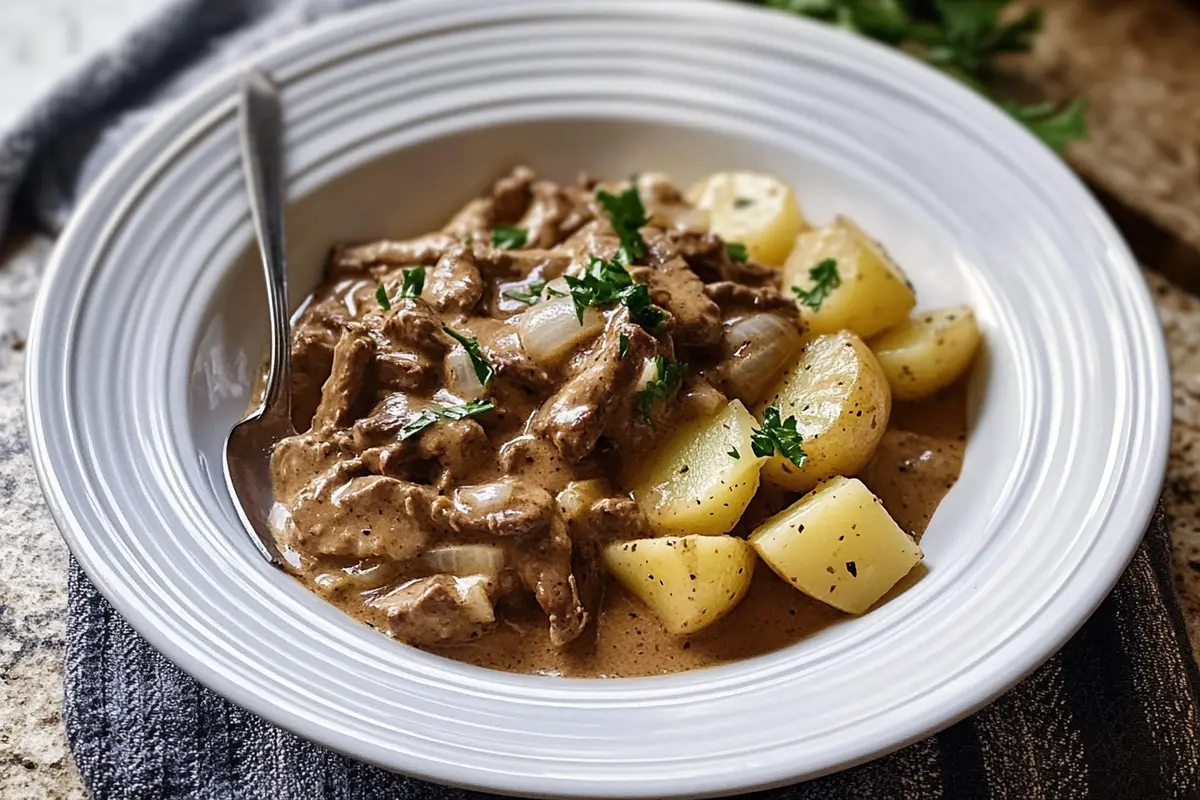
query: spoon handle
[{"left": 238, "top": 71, "right": 293, "bottom": 427}]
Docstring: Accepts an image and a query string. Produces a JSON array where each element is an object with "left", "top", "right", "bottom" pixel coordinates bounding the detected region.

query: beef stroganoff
[{"left": 265, "top": 167, "right": 979, "bottom": 676}]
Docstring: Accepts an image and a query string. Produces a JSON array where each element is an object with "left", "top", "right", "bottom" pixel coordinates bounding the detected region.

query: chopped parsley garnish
[
  {"left": 725, "top": 242, "right": 749, "bottom": 263},
  {"left": 400, "top": 266, "right": 425, "bottom": 299},
  {"left": 750, "top": 0, "right": 1086, "bottom": 152},
  {"left": 733, "top": 197, "right": 755, "bottom": 209},
  {"left": 443, "top": 327, "right": 494, "bottom": 386},
  {"left": 751, "top": 405, "right": 807, "bottom": 468},
  {"left": 503, "top": 280, "right": 547, "bottom": 305},
  {"left": 491, "top": 226, "right": 528, "bottom": 251},
  {"left": 728, "top": 447, "right": 741, "bottom": 460},
  {"left": 618, "top": 333, "right": 630, "bottom": 360},
  {"left": 596, "top": 186, "right": 649, "bottom": 265},
  {"left": 398, "top": 399, "right": 494, "bottom": 441},
  {"left": 636, "top": 356, "right": 685, "bottom": 424},
  {"left": 791, "top": 258, "right": 841, "bottom": 312},
  {"left": 563, "top": 256, "right": 669, "bottom": 332},
  {"left": 374, "top": 284, "right": 391, "bottom": 311}
]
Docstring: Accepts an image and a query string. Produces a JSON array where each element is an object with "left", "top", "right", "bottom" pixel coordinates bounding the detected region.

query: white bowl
[{"left": 26, "top": 1, "right": 1170, "bottom": 797}]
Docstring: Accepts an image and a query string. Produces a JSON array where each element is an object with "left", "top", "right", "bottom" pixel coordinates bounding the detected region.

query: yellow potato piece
[
  {"left": 749, "top": 477, "right": 921, "bottom": 614},
  {"left": 783, "top": 216, "right": 916, "bottom": 339},
  {"left": 603, "top": 534, "right": 756, "bottom": 635},
  {"left": 869, "top": 306, "right": 981, "bottom": 401},
  {"left": 628, "top": 401, "right": 766, "bottom": 535},
  {"left": 687, "top": 171, "right": 809, "bottom": 266},
  {"left": 756, "top": 332, "right": 891, "bottom": 492}
]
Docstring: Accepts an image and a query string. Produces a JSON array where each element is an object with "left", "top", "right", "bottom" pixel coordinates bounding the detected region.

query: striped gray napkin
[{"left": 7, "top": 0, "right": 1200, "bottom": 797}]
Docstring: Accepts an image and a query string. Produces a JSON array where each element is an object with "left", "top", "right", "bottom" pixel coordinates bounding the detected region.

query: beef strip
[
  {"left": 332, "top": 232, "right": 457, "bottom": 272},
  {"left": 374, "top": 575, "right": 497, "bottom": 646},
  {"left": 417, "top": 419, "right": 491, "bottom": 489},
  {"left": 425, "top": 247, "right": 484, "bottom": 313},
  {"left": 431, "top": 479, "right": 557, "bottom": 539},
  {"left": 443, "top": 166, "right": 536, "bottom": 240},
  {"left": 312, "top": 325, "right": 375, "bottom": 431},
  {"left": 665, "top": 230, "right": 779, "bottom": 286},
  {"left": 639, "top": 231, "right": 724, "bottom": 347},
  {"left": 516, "top": 513, "right": 587, "bottom": 647},
  {"left": 704, "top": 281, "right": 800, "bottom": 314},
  {"left": 289, "top": 463, "right": 437, "bottom": 561},
  {"left": 532, "top": 313, "right": 658, "bottom": 463}
]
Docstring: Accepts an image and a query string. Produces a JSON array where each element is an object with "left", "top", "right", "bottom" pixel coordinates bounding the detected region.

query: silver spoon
[{"left": 224, "top": 71, "right": 294, "bottom": 565}]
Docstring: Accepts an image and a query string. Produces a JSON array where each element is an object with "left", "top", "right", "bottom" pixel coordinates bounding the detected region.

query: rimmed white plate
[{"left": 26, "top": 1, "right": 1170, "bottom": 797}]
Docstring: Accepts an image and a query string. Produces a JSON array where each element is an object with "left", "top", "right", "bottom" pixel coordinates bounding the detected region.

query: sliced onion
[
  {"left": 671, "top": 205, "right": 711, "bottom": 233},
  {"left": 518, "top": 295, "right": 603, "bottom": 365},
  {"left": 556, "top": 479, "right": 611, "bottom": 518},
  {"left": 445, "top": 345, "right": 486, "bottom": 400},
  {"left": 635, "top": 357, "right": 659, "bottom": 391},
  {"left": 722, "top": 313, "right": 803, "bottom": 404},
  {"left": 313, "top": 558, "right": 399, "bottom": 593},
  {"left": 421, "top": 545, "right": 507, "bottom": 577},
  {"left": 453, "top": 479, "right": 515, "bottom": 516},
  {"left": 680, "top": 378, "right": 727, "bottom": 419}
]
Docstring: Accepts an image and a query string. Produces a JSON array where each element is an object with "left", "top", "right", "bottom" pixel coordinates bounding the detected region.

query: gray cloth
[{"left": 4, "top": 1, "right": 1199, "bottom": 797}]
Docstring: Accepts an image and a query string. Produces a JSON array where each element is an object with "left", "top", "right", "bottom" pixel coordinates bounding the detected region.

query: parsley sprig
[
  {"left": 502, "top": 280, "right": 567, "bottom": 306},
  {"left": 444, "top": 327, "right": 494, "bottom": 386},
  {"left": 751, "top": 405, "right": 808, "bottom": 468},
  {"left": 564, "top": 256, "right": 669, "bottom": 332},
  {"left": 375, "top": 266, "right": 426, "bottom": 310},
  {"left": 596, "top": 186, "right": 649, "bottom": 265},
  {"left": 791, "top": 258, "right": 841, "bottom": 312},
  {"left": 398, "top": 399, "right": 495, "bottom": 441},
  {"left": 725, "top": 242, "right": 749, "bottom": 263},
  {"left": 637, "top": 356, "right": 686, "bottom": 423},
  {"left": 491, "top": 226, "right": 528, "bottom": 250},
  {"left": 749, "top": 0, "right": 1087, "bottom": 152}
]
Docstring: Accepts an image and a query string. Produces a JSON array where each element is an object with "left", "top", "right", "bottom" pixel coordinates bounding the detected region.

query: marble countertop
[{"left": 3, "top": 2, "right": 1200, "bottom": 798}]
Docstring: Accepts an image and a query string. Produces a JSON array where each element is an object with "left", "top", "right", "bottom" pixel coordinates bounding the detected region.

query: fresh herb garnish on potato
[
  {"left": 752, "top": 405, "right": 808, "bottom": 468},
  {"left": 791, "top": 258, "right": 841, "bottom": 312}
]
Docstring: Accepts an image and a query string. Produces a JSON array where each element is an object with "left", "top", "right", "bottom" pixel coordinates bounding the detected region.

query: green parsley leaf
[
  {"left": 398, "top": 399, "right": 495, "bottom": 441},
  {"left": 728, "top": 447, "right": 741, "bottom": 459},
  {"left": 491, "top": 226, "right": 528, "bottom": 250},
  {"left": 502, "top": 280, "right": 547, "bottom": 305},
  {"left": 791, "top": 258, "right": 841, "bottom": 312},
  {"left": 1003, "top": 98, "right": 1089, "bottom": 154},
  {"left": 637, "top": 356, "right": 686, "bottom": 424},
  {"left": 400, "top": 266, "right": 425, "bottom": 299},
  {"left": 374, "top": 284, "right": 391, "bottom": 311},
  {"left": 748, "top": 0, "right": 1087, "bottom": 152},
  {"left": 563, "top": 256, "right": 669, "bottom": 332},
  {"left": 618, "top": 333, "right": 630, "bottom": 360},
  {"left": 596, "top": 186, "right": 649, "bottom": 265},
  {"left": 733, "top": 197, "right": 756, "bottom": 209},
  {"left": 751, "top": 405, "right": 807, "bottom": 468},
  {"left": 443, "top": 327, "right": 494, "bottom": 386},
  {"left": 725, "top": 242, "right": 749, "bottom": 263}
]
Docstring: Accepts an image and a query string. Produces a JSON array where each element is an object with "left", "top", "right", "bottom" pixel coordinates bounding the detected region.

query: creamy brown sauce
[
  {"left": 261, "top": 167, "right": 969, "bottom": 678},
  {"left": 428, "top": 383, "right": 966, "bottom": 677}
]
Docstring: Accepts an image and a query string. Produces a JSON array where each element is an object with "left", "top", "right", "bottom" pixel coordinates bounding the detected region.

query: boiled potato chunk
[
  {"left": 628, "top": 401, "right": 767, "bottom": 535},
  {"left": 783, "top": 216, "right": 916, "bottom": 339},
  {"left": 756, "top": 332, "right": 890, "bottom": 492},
  {"left": 603, "top": 535, "right": 756, "bottom": 634},
  {"left": 869, "top": 306, "right": 981, "bottom": 401},
  {"left": 687, "top": 171, "right": 809, "bottom": 266},
  {"left": 749, "top": 477, "right": 921, "bottom": 614}
]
